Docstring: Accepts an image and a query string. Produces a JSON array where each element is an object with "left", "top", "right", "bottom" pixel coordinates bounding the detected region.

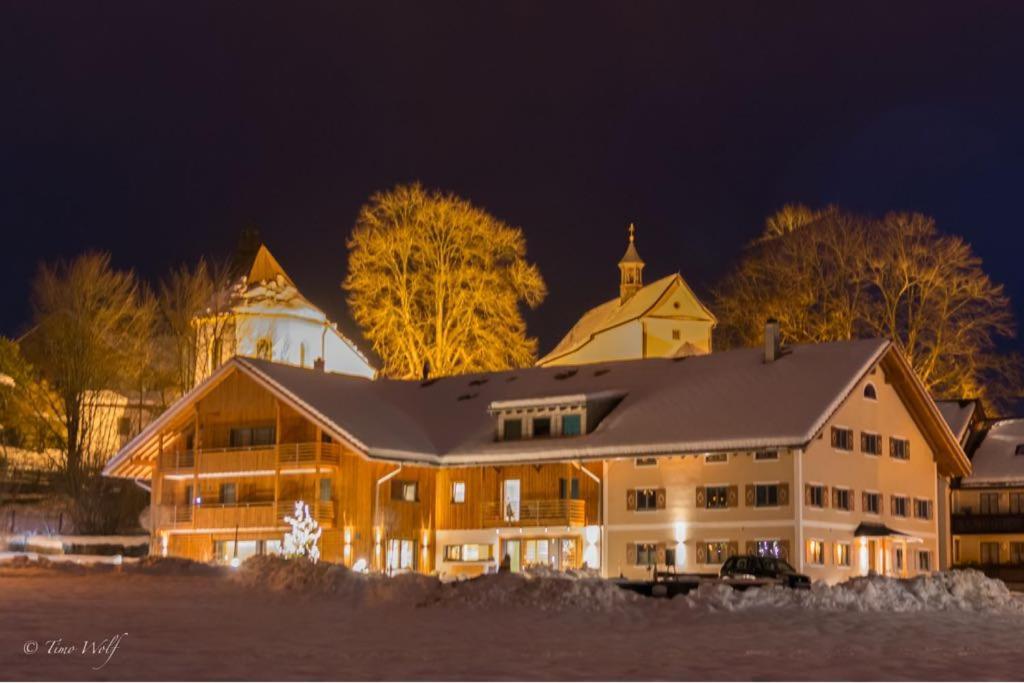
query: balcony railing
[
  {"left": 951, "top": 513, "right": 1024, "bottom": 535},
  {"left": 159, "top": 442, "right": 341, "bottom": 474},
  {"left": 482, "top": 498, "right": 586, "bottom": 528},
  {"left": 158, "top": 499, "right": 335, "bottom": 530}
]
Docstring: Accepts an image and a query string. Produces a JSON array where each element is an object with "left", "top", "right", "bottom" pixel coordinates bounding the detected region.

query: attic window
[
  {"left": 1016, "top": 444, "right": 1024, "bottom": 456},
  {"left": 561, "top": 414, "right": 582, "bottom": 436},
  {"left": 502, "top": 419, "right": 523, "bottom": 441},
  {"left": 863, "top": 383, "right": 878, "bottom": 400},
  {"left": 672, "top": 329, "right": 681, "bottom": 340},
  {"left": 532, "top": 417, "right": 552, "bottom": 437}
]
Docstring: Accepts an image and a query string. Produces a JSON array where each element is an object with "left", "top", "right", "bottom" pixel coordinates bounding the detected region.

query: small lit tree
[{"left": 283, "top": 500, "right": 322, "bottom": 563}]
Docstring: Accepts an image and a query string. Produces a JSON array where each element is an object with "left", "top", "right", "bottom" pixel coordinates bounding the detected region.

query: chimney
[
  {"left": 313, "top": 357, "right": 325, "bottom": 372},
  {"left": 764, "top": 319, "right": 781, "bottom": 363}
]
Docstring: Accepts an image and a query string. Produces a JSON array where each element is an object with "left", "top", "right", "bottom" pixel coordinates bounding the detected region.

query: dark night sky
[{"left": 2, "top": 2, "right": 1023, "bottom": 356}]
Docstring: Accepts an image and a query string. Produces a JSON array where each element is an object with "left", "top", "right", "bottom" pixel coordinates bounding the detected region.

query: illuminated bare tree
[
  {"left": 344, "top": 184, "right": 547, "bottom": 378},
  {"left": 715, "top": 206, "right": 1020, "bottom": 407}
]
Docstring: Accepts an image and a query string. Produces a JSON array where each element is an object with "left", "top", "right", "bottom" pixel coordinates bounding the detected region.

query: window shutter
[
  {"left": 656, "top": 543, "right": 666, "bottom": 565},
  {"left": 696, "top": 543, "right": 707, "bottom": 564},
  {"left": 804, "top": 484, "right": 812, "bottom": 505},
  {"left": 626, "top": 542, "right": 636, "bottom": 565},
  {"left": 779, "top": 540, "right": 790, "bottom": 561},
  {"left": 745, "top": 484, "right": 755, "bottom": 507},
  {"left": 727, "top": 485, "right": 739, "bottom": 508},
  {"left": 879, "top": 495, "right": 885, "bottom": 515},
  {"left": 695, "top": 486, "right": 706, "bottom": 508},
  {"left": 849, "top": 489, "right": 856, "bottom": 511},
  {"left": 745, "top": 541, "right": 756, "bottom": 555},
  {"left": 727, "top": 541, "right": 739, "bottom": 559},
  {"left": 862, "top": 491, "right": 868, "bottom": 511},
  {"left": 823, "top": 486, "right": 831, "bottom": 508},
  {"left": 656, "top": 488, "right": 667, "bottom": 510},
  {"left": 779, "top": 483, "right": 790, "bottom": 506},
  {"left": 626, "top": 489, "right": 637, "bottom": 511},
  {"left": 831, "top": 488, "right": 838, "bottom": 508}
]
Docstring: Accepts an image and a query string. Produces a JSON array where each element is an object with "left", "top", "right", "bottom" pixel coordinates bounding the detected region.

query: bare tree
[
  {"left": 19, "top": 252, "right": 156, "bottom": 532},
  {"left": 344, "top": 184, "right": 547, "bottom": 378},
  {"left": 715, "top": 207, "right": 1020, "bottom": 408}
]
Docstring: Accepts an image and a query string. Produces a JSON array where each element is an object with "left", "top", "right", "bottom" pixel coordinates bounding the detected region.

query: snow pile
[
  {"left": 131, "top": 556, "right": 225, "bottom": 576},
  {"left": 681, "top": 570, "right": 1024, "bottom": 613},
  {"left": 233, "top": 557, "right": 638, "bottom": 611},
  {"left": 436, "top": 571, "right": 642, "bottom": 611}
]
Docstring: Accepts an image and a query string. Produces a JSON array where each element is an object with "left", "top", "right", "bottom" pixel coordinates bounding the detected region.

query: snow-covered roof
[
  {"left": 962, "top": 418, "right": 1024, "bottom": 486},
  {"left": 538, "top": 273, "right": 716, "bottom": 365},
  {"left": 106, "top": 336, "right": 970, "bottom": 477},
  {"left": 935, "top": 399, "right": 978, "bottom": 443}
]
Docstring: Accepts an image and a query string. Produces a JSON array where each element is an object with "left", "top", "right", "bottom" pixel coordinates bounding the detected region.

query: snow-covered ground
[{"left": 1, "top": 557, "right": 1023, "bottom": 681}]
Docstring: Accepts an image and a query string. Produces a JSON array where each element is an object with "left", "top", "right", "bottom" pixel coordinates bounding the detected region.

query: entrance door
[{"left": 503, "top": 479, "right": 521, "bottom": 522}]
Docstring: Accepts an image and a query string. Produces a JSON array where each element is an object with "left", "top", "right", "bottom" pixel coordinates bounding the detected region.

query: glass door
[
  {"left": 503, "top": 539, "right": 521, "bottom": 572},
  {"left": 503, "top": 479, "right": 521, "bottom": 522}
]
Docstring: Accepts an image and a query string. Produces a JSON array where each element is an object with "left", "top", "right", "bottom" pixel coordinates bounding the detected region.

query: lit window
[
  {"left": 386, "top": 539, "right": 414, "bottom": 571},
  {"left": 861, "top": 432, "right": 882, "bottom": 455},
  {"left": 635, "top": 542, "right": 657, "bottom": 566},
  {"left": 392, "top": 480, "right": 418, "bottom": 502},
  {"left": 319, "top": 478, "right": 332, "bottom": 503},
  {"left": 502, "top": 419, "right": 522, "bottom": 441},
  {"left": 834, "top": 543, "right": 851, "bottom": 567},
  {"left": 451, "top": 481, "right": 466, "bottom": 504},
  {"left": 706, "top": 486, "right": 729, "bottom": 509},
  {"left": 863, "top": 383, "right": 877, "bottom": 400},
  {"left": 561, "top": 414, "right": 582, "bottom": 436},
  {"left": 890, "top": 437, "right": 910, "bottom": 460},
  {"left": 831, "top": 427, "right": 854, "bottom": 451},
  {"left": 806, "top": 540, "right": 825, "bottom": 565},
  {"left": 755, "top": 540, "right": 782, "bottom": 558},
  {"left": 702, "top": 542, "right": 730, "bottom": 564},
  {"left": 864, "top": 492, "right": 881, "bottom": 514}
]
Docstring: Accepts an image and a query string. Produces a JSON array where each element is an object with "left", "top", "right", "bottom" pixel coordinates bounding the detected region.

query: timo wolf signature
[{"left": 22, "top": 633, "right": 127, "bottom": 670}]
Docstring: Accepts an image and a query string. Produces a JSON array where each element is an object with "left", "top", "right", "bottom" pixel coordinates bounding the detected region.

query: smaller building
[
  {"left": 537, "top": 225, "right": 717, "bottom": 367},
  {"left": 950, "top": 416, "right": 1024, "bottom": 584}
]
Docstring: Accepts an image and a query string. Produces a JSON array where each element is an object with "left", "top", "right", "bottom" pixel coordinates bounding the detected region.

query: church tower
[{"left": 618, "top": 223, "right": 645, "bottom": 302}]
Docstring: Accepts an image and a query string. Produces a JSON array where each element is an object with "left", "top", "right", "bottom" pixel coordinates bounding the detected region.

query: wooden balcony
[
  {"left": 159, "top": 442, "right": 341, "bottom": 476},
  {"left": 482, "top": 499, "right": 586, "bottom": 528},
  {"left": 158, "top": 500, "right": 335, "bottom": 530}
]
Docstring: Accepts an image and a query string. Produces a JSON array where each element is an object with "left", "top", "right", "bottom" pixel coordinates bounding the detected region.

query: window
[
  {"left": 755, "top": 539, "right": 783, "bottom": 559},
  {"left": 635, "top": 457, "right": 658, "bottom": 467},
  {"left": 891, "top": 495, "right": 909, "bottom": 517},
  {"left": 831, "top": 427, "right": 854, "bottom": 451},
  {"left": 672, "top": 329, "right": 681, "bottom": 340},
  {"left": 451, "top": 481, "right": 466, "bottom": 504},
  {"left": 1010, "top": 493, "right": 1023, "bottom": 515},
  {"left": 219, "top": 483, "right": 236, "bottom": 504},
  {"left": 806, "top": 540, "right": 826, "bottom": 565},
  {"left": 704, "top": 453, "right": 727, "bottom": 464},
  {"left": 319, "top": 478, "right": 332, "bottom": 503},
  {"left": 754, "top": 450, "right": 778, "bottom": 461},
  {"left": 864, "top": 492, "right": 881, "bottom": 515},
  {"left": 636, "top": 488, "right": 659, "bottom": 511},
  {"left": 808, "top": 485, "right": 825, "bottom": 508},
  {"left": 834, "top": 543, "right": 851, "bottom": 567},
  {"left": 918, "top": 550, "right": 931, "bottom": 572},
  {"left": 890, "top": 437, "right": 910, "bottom": 460},
  {"left": 832, "top": 488, "right": 852, "bottom": 511},
  {"left": 861, "top": 432, "right": 882, "bottom": 456},
  {"left": 392, "top": 480, "right": 418, "bottom": 502},
  {"left": 980, "top": 493, "right": 999, "bottom": 515},
  {"left": 502, "top": 419, "right": 522, "bottom": 441},
  {"left": 229, "top": 425, "right": 276, "bottom": 448},
  {"left": 532, "top": 417, "right": 552, "bottom": 437},
  {"left": 635, "top": 543, "right": 657, "bottom": 566},
  {"left": 1010, "top": 542, "right": 1024, "bottom": 565},
  {"left": 561, "top": 414, "right": 582, "bottom": 436},
  {"left": 117, "top": 416, "right": 132, "bottom": 436},
  {"left": 913, "top": 498, "right": 932, "bottom": 520},
  {"left": 386, "top": 539, "right": 415, "bottom": 571},
  {"left": 444, "top": 544, "right": 492, "bottom": 562},
  {"left": 1015, "top": 444, "right": 1024, "bottom": 456},
  {"left": 981, "top": 542, "right": 1000, "bottom": 565},
  {"left": 665, "top": 547, "right": 676, "bottom": 567},
  {"left": 954, "top": 538, "right": 961, "bottom": 564},
  {"left": 702, "top": 542, "right": 729, "bottom": 564},
  {"left": 894, "top": 546, "right": 904, "bottom": 572},
  {"left": 255, "top": 338, "right": 273, "bottom": 360},
  {"left": 755, "top": 484, "right": 779, "bottom": 507},
  {"left": 706, "top": 486, "right": 729, "bottom": 509},
  {"left": 559, "top": 477, "right": 580, "bottom": 500},
  {"left": 863, "top": 383, "right": 877, "bottom": 400}
]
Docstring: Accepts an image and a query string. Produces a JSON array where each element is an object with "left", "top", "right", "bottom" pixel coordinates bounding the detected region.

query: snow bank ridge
[{"left": 682, "top": 570, "right": 1024, "bottom": 613}]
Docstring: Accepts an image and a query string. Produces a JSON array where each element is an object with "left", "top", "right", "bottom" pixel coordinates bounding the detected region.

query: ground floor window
[
  {"left": 444, "top": 543, "right": 493, "bottom": 562},
  {"left": 635, "top": 542, "right": 657, "bottom": 566},
  {"left": 894, "top": 546, "right": 905, "bottom": 572},
  {"left": 834, "top": 542, "right": 851, "bottom": 567},
  {"left": 702, "top": 542, "right": 729, "bottom": 564},
  {"left": 755, "top": 540, "right": 783, "bottom": 559},
  {"left": 502, "top": 537, "right": 579, "bottom": 572},
  {"left": 212, "top": 539, "right": 281, "bottom": 564},
  {"left": 806, "top": 540, "right": 825, "bottom": 566},
  {"left": 981, "top": 542, "right": 1001, "bottom": 565},
  {"left": 386, "top": 539, "right": 415, "bottom": 572},
  {"left": 918, "top": 550, "right": 931, "bottom": 572},
  {"left": 1010, "top": 542, "right": 1024, "bottom": 564}
]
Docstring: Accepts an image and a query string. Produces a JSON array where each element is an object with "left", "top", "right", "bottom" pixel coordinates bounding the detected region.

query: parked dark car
[{"left": 719, "top": 555, "right": 811, "bottom": 590}]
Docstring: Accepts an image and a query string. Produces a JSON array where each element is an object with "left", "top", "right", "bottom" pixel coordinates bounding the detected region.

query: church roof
[
  {"left": 537, "top": 273, "right": 716, "bottom": 365},
  {"left": 618, "top": 223, "right": 644, "bottom": 265},
  {"left": 246, "top": 244, "right": 297, "bottom": 288}
]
